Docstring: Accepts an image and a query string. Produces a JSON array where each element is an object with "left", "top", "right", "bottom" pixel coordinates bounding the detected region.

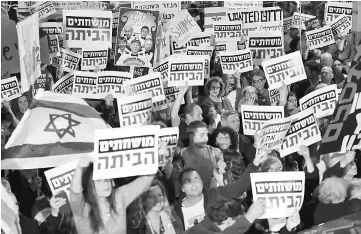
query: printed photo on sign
[
  {"left": 63, "top": 10, "right": 112, "bottom": 49},
  {"left": 52, "top": 73, "right": 74, "bottom": 94},
  {"left": 300, "top": 84, "right": 338, "bottom": 119},
  {"left": 1, "top": 76, "right": 21, "bottom": 101},
  {"left": 262, "top": 51, "right": 306, "bottom": 90},
  {"left": 97, "top": 71, "right": 133, "bottom": 98},
  {"left": 247, "top": 31, "right": 284, "bottom": 65},
  {"left": 213, "top": 22, "right": 243, "bottom": 42},
  {"left": 72, "top": 71, "right": 98, "bottom": 99},
  {"left": 158, "top": 127, "right": 179, "bottom": 166},
  {"left": 324, "top": 1, "right": 352, "bottom": 24},
  {"left": 218, "top": 49, "right": 253, "bottom": 75},
  {"left": 117, "top": 92, "right": 153, "bottom": 127},
  {"left": 168, "top": 55, "right": 205, "bottom": 87},
  {"left": 305, "top": 26, "right": 336, "bottom": 51},
  {"left": 240, "top": 105, "right": 284, "bottom": 135},
  {"left": 29, "top": 1, "right": 56, "bottom": 21},
  {"left": 279, "top": 109, "right": 321, "bottom": 157},
  {"left": 115, "top": 7, "right": 159, "bottom": 67},
  {"left": 81, "top": 48, "right": 108, "bottom": 71},
  {"left": 93, "top": 125, "right": 160, "bottom": 180},
  {"left": 57, "top": 48, "right": 81, "bottom": 72},
  {"left": 259, "top": 117, "right": 292, "bottom": 151},
  {"left": 169, "top": 9, "right": 202, "bottom": 47},
  {"left": 330, "top": 14, "right": 352, "bottom": 36},
  {"left": 251, "top": 171, "right": 305, "bottom": 219},
  {"left": 186, "top": 46, "right": 213, "bottom": 79},
  {"left": 127, "top": 72, "right": 165, "bottom": 103}
]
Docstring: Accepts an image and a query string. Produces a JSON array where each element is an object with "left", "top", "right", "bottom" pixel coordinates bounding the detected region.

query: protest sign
[
  {"left": 48, "top": 35, "right": 60, "bottom": 57},
  {"left": 97, "top": 71, "right": 133, "bottom": 98},
  {"left": 72, "top": 71, "right": 98, "bottom": 99},
  {"left": 112, "top": 11, "right": 119, "bottom": 29},
  {"left": 81, "top": 48, "right": 108, "bottom": 71},
  {"left": 1, "top": 77, "right": 21, "bottom": 101},
  {"left": 187, "top": 32, "right": 212, "bottom": 47},
  {"left": 117, "top": 92, "right": 153, "bottom": 127},
  {"left": 214, "top": 41, "right": 239, "bottom": 57},
  {"left": 110, "top": 36, "right": 116, "bottom": 60},
  {"left": 39, "top": 22, "right": 63, "bottom": 36},
  {"left": 152, "top": 82, "right": 182, "bottom": 112},
  {"left": 263, "top": 51, "right": 306, "bottom": 90},
  {"left": 269, "top": 88, "right": 280, "bottom": 106},
  {"left": 330, "top": 15, "right": 352, "bottom": 36},
  {"left": 153, "top": 58, "right": 169, "bottom": 82},
  {"left": 240, "top": 105, "right": 284, "bottom": 135},
  {"left": 305, "top": 26, "right": 335, "bottom": 50},
  {"left": 300, "top": 84, "right": 338, "bottom": 119},
  {"left": 318, "top": 46, "right": 361, "bottom": 154},
  {"left": 225, "top": 1, "right": 263, "bottom": 10},
  {"left": 33, "top": 74, "right": 51, "bottom": 96},
  {"left": 17, "top": 13, "right": 42, "bottom": 93},
  {"left": 29, "top": 1, "right": 56, "bottom": 21},
  {"left": 169, "top": 9, "right": 202, "bottom": 47},
  {"left": 56, "top": 48, "right": 81, "bottom": 72},
  {"left": 63, "top": 10, "right": 112, "bottom": 49},
  {"left": 251, "top": 171, "right": 305, "bottom": 219},
  {"left": 213, "top": 22, "right": 243, "bottom": 42},
  {"left": 18, "top": 1, "right": 36, "bottom": 13},
  {"left": 52, "top": 73, "right": 74, "bottom": 94},
  {"left": 279, "top": 109, "right": 321, "bottom": 157},
  {"left": 204, "top": 7, "right": 228, "bottom": 33},
  {"left": 283, "top": 16, "right": 293, "bottom": 32},
  {"left": 93, "top": 125, "right": 160, "bottom": 180},
  {"left": 1, "top": 11, "right": 20, "bottom": 79},
  {"left": 115, "top": 8, "right": 159, "bottom": 67},
  {"left": 304, "top": 17, "right": 321, "bottom": 31},
  {"left": 324, "top": 1, "right": 352, "bottom": 24},
  {"left": 247, "top": 31, "right": 284, "bottom": 65},
  {"left": 170, "top": 37, "right": 188, "bottom": 55},
  {"left": 52, "top": 1, "right": 109, "bottom": 11},
  {"left": 227, "top": 7, "right": 283, "bottom": 33},
  {"left": 292, "top": 12, "right": 314, "bottom": 29},
  {"left": 219, "top": 49, "right": 253, "bottom": 75},
  {"left": 158, "top": 127, "right": 179, "bottom": 166},
  {"left": 128, "top": 73, "right": 165, "bottom": 103},
  {"left": 168, "top": 55, "right": 205, "bottom": 87},
  {"left": 154, "top": 30, "right": 171, "bottom": 64},
  {"left": 259, "top": 117, "right": 292, "bottom": 151},
  {"left": 186, "top": 46, "right": 214, "bottom": 79}
]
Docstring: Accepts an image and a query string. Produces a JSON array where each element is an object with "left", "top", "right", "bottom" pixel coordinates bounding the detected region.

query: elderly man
[
  {"left": 320, "top": 53, "right": 345, "bottom": 86},
  {"left": 304, "top": 66, "right": 334, "bottom": 95}
]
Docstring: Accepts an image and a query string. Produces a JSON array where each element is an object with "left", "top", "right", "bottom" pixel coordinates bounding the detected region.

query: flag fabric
[
  {"left": 1, "top": 91, "right": 109, "bottom": 169},
  {"left": 1, "top": 184, "right": 22, "bottom": 234}
]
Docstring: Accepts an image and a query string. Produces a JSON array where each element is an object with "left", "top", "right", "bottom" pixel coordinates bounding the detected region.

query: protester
[
  {"left": 208, "top": 127, "right": 238, "bottom": 151},
  {"left": 248, "top": 70, "right": 271, "bottom": 106},
  {"left": 201, "top": 77, "right": 233, "bottom": 114}
]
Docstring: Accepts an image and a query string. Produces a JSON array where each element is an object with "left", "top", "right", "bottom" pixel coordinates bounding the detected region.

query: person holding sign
[{"left": 249, "top": 70, "right": 271, "bottom": 106}]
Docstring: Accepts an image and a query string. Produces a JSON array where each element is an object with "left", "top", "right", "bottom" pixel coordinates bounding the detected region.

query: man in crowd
[{"left": 249, "top": 70, "right": 271, "bottom": 106}]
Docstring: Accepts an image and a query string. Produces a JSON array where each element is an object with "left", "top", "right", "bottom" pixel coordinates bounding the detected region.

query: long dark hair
[{"left": 81, "top": 165, "right": 117, "bottom": 233}]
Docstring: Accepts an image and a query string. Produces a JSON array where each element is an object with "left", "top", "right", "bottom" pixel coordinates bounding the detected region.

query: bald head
[{"left": 320, "top": 53, "right": 333, "bottom": 67}]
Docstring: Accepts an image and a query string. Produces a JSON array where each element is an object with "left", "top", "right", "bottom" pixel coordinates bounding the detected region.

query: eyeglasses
[
  {"left": 252, "top": 79, "right": 264, "bottom": 85},
  {"left": 288, "top": 99, "right": 297, "bottom": 103},
  {"left": 211, "top": 86, "right": 220, "bottom": 90},
  {"left": 183, "top": 177, "right": 201, "bottom": 185}
]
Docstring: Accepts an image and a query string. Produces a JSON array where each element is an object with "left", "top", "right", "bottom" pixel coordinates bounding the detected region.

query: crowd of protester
[{"left": 1, "top": 1, "right": 361, "bottom": 234}]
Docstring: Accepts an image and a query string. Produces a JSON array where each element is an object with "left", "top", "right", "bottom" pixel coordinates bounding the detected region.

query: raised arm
[{"left": 171, "top": 86, "right": 189, "bottom": 127}]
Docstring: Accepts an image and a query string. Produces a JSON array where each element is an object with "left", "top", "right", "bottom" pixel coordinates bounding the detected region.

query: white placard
[
  {"left": 52, "top": 72, "right": 74, "bottom": 94},
  {"left": 213, "top": 22, "right": 243, "bottom": 42},
  {"left": 259, "top": 118, "right": 292, "bottom": 151},
  {"left": 219, "top": 49, "right": 253, "bottom": 75},
  {"left": 158, "top": 127, "right": 179, "bottom": 166},
  {"left": 330, "top": 14, "right": 352, "bottom": 36},
  {"left": 305, "top": 26, "right": 336, "bottom": 50},
  {"left": 127, "top": 72, "right": 165, "bottom": 103},
  {"left": 81, "top": 48, "right": 108, "bottom": 71},
  {"left": 168, "top": 55, "right": 205, "bottom": 87},
  {"left": 1, "top": 76, "right": 21, "bottom": 101},
  {"left": 29, "top": 1, "right": 57, "bottom": 21},
  {"left": 72, "top": 71, "right": 98, "bottom": 99},
  {"left": 324, "top": 1, "right": 352, "bottom": 24},
  {"left": 97, "top": 71, "right": 133, "bottom": 99}
]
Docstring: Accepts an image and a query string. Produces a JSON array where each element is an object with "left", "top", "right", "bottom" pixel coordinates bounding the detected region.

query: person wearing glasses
[
  {"left": 201, "top": 77, "right": 234, "bottom": 115},
  {"left": 285, "top": 91, "right": 300, "bottom": 117},
  {"left": 249, "top": 70, "right": 271, "bottom": 106}
]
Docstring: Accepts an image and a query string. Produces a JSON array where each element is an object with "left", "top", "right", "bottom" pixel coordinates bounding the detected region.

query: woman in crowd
[
  {"left": 208, "top": 127, "right": 238, "bottom": 151},
  {"left": 201, "top": 77, "right": 233, "bottom": 114},
  {"left": 200, "top": 102, "right": 219, "bottom": 134},
  {"left": 284, "top": 91, "right": 299, "bottom": 117},
  {"left": 11, "top": 93, "right": 30, "bottom": 121}
]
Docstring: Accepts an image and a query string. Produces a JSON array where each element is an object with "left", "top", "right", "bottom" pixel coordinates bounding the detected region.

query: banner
[
  {"left": 251, "top": 171, "right": 305, "bottom": 219},
  {"left": 115, "top": 7, "right": 159, "bottom": 67},
  {"left": 93, "top": 125, "right": 160, "bottom": 180},
  {"left": 128, "top": 73, "right": 165, "bottom": 103},
  {"left": 305, "top": 26, "right": 336, "bottom": 50},
  {"left": 279, "top": 109, "right": 321, "bottom": 157},
  {"left": 204, "top": 7, "right": 228, "bottom": 33},
  {"left": 33, "top": 74, "right": 51, "bottom": 96},
  {"left": 186, "top": 46, "right": 213, "bottom": 79},
  {"left": 213, "top": 22, "right": 243, "bottom": 42},
  {"left": 52, "top": 73, "right": 74, "bottom": 94},
  {"left": 283, "top": 16, "right": 293, "bottom": 32},
  {"left": 168, "top": 55, "right": 205, "bottom": 87},
  {"left": 29, "top": 1, "right": 56, "bottom": 21},
  {"left": 153, "top": 58, "right": 169, "bottom": 82},
  {"left": 39, "top": 22, "right": 63, "bottom": 36},
  {"left": 63, "top": 10, "right": 112, "bottom": 49},
  {"left": 300, "top": 84, "right": 338, "bottom": 119},
  {"left": 324, "top": 1, "right": 352, "bottom": 24},
  {"left": 97, "top": 71, "right": 133, "bottom": 98},
  {"left": 318, "top": 44, "right": 361, "bottom": 154},
  {"left": 1, "top": 77, "right": 21, "bottom": 101},
  {"left": 218, "top": 49, "right": 253, "bottom": 75},
  {"left": 158, "top": 127, "right": 179, "bottom": 166},
  {"left": 262, "top": 51, "right": 306, "bottom": 90},
  {"left": 117, "top": 92, "right": 153, "bottom": 127},
  {"left": 269, "top": 88, "right": 280, "bottom": 106},
  {"left": 304, "top": 17, "right": 321, "bottom": 31},
  {"left": 247, "top": 31, "right": 284, "bottom": 65},
  {"left": 72, "top": 71, "right": 98, "bottom": 99},
  {"left": 227, "top": 7, "right": 283, "bottom": 33},
  {"left": 17, "top": 13, "right": 41, "bottom": 93},
  {"left": 57, "top": 48, "right": 81, "bottom": 72},
  {"left": 330, "top": 14, "right": 352, "bottom": 36},
  {"left": 240, "top": 105, "right": 284, "bottom": 135},
  {"left": 81, "top": 48, "right": 108, "bottom": 71},
  {"left": 169, "top": 9, "right": 202, "bottom": 47},
  {"left": 259, "top": 117, "right": 292, "bottom": 151},
  {"left": 292, "top": 12, "right": 314, "bottom": 29}
]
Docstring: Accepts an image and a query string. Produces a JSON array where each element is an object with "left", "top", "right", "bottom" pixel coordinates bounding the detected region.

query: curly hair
[
  {"left": 316, "top": 177, "right": 349, "bottom": 204},
  {"left": 132, "top": 179, "right": 175, "bottom": 228},
  {"left": 204, "top": 77, "right": 225, "bottom": 98},
  {"left": 208, "top": 127, "right": 238, "bottom": 150}
]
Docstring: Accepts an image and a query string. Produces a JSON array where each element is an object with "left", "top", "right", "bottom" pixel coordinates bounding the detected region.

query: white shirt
[{"left": 181, "top": 195, "right": 205, "bottom": 230}]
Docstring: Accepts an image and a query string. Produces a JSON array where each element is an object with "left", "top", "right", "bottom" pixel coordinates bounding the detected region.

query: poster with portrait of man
[{"left": 115, "top": 7, "right": 159, "bottom": 67}]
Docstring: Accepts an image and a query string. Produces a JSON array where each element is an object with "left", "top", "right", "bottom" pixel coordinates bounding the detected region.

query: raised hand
[
  {"left": 77, "top": 155, "right": 95, "bottom": 169},
  {"left": 104, "top": 94, "right": 114, "bottom": 107},
  {"left": 245, "top": 198, "right": 266, "bottom": 223},
  {"left": 297, "top": 145, "right": 310, "bottom": 158},
  {"left": 50, "top": 196, "right": 67, "bottom": 217}
]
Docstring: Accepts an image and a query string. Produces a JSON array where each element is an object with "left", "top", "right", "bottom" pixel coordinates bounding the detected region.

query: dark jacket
[{"left": 174, "top": 163, "right": 259, "bottom": 229}]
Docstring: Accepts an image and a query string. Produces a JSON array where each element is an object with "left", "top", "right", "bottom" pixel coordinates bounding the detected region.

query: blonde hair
[{"left": 317, "top": 177, "right": 349, "bottom": 204}]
